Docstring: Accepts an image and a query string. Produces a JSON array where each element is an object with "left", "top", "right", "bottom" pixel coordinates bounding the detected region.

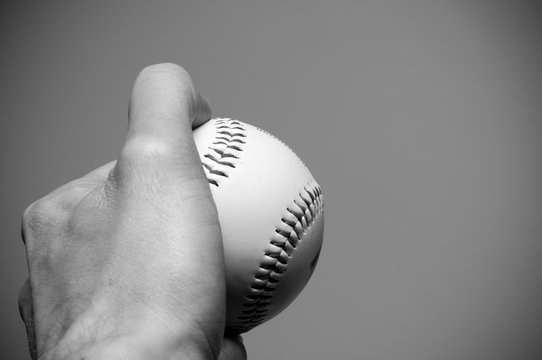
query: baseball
[{"left": 193, "top": 118, "right": 325, "bottom": 333}]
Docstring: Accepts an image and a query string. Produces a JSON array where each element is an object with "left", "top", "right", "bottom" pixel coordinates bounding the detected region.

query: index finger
[
  {"left": 117, "top": 63, "right": 213, "bottom": 185},
  {"left": 126, "top": 63, "right": 211, "bottom": 146}
]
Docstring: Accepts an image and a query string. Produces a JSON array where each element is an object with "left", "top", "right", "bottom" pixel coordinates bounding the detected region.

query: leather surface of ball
[{"left": 193, "top": 118, "right": 324, "bottom": 333}]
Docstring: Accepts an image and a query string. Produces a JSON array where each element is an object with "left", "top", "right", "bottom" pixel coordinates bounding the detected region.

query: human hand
[{"left": 19, "top": 63, "right": 246, "bottom": 360}]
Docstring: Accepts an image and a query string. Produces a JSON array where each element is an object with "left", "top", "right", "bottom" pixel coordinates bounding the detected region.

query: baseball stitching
[
  {"left": 232, "top": 181, "right": 324, "bottom": 333},
  {"left": 201, "top": 118, "right": 247, "bottom": 187},
  {"left": 199, "top": 118, "right": 324, "bottom": 333}
]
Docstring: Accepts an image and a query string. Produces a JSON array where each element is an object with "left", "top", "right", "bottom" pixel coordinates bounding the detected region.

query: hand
[{"left": 19, "top": 63, "right": 247, "bottom": 360}]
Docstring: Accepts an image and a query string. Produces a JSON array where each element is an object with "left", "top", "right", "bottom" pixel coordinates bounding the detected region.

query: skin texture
[{"left": 18, "top": 63, "right": 247, "bottom": 360}]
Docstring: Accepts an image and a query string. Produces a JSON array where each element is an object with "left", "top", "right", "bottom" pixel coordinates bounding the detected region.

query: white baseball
[{"left": 193, "top": 118, "right": 325, "bottom": 333}]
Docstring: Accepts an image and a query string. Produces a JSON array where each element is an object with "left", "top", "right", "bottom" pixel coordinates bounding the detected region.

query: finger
[
  {"left": 79, "top": 160, "right": 117, "bottom": 184},
  {"left": 118, "top": 63, "right": 211, "bottom": 182},
  {"left": 18, "top": 279, "right": 37, "bottom": 360},
  {"left": 219, "top": 334, "right": 247, "bottom": 360},
  {"left": 45, "top": 161, "right": 117, "bottom": 198},
  {"left": 128, "top": 63, "right": 211, "bottom": 134},
  {"left": 18, "top": 279, "right": 31, "bottom": 322},
  {"left": 126, "top": 62, "right": 210, "bottom": 150},
  {"left": 21, "top": 161, "right": 118, "bottom": 221},
  {"left": 192, "top": 92, "right": 212, "bottom": 129}
]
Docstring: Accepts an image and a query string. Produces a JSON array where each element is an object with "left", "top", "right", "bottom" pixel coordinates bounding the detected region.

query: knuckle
[
  {"left": 119, "top": 137, "right": 175, "bottom": 167},
  {"left": 22, "top": 200, "right": 45, "bottom": 227},
  {"left": 22, "top": 198, "right": 65, "bottom": 236}
]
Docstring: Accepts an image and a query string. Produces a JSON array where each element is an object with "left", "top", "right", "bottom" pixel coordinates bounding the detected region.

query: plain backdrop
[{"left": 1, "top": 1, "right": 541, "bottom": 359}]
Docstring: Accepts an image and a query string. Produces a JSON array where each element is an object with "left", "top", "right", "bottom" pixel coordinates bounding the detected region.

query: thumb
[
  {"left": 116, "top": 63, "right": 211, "bottom": 184},
  {"left": 219, "top": 334, "right": 247, "bottom": 360}
]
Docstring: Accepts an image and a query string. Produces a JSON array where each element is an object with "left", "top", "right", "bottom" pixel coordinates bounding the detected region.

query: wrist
[
  {"left": 44, "top": 336, "right": 212, "bottom": 360},
  {"left": 38, "top": 311, "right": 218, "bottom": 360}
]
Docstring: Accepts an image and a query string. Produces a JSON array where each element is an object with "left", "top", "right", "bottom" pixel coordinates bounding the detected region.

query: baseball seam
[
  {"left": 232, "top": 181, "right": 324, "bottom": 333},
  {"left": 201, "top": 118, "right": 247, "bottom": 186}
]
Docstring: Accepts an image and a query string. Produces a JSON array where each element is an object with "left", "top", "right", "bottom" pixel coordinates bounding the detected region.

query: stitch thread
[
  {"left": 201, "top": 119, "right": 246, "bottom": 186},
  {"left": 231, "top": 181, "right": 324, "bottom": 333},
  {"left": 200, "top": 118, "right": 323, "bottom": 332}
]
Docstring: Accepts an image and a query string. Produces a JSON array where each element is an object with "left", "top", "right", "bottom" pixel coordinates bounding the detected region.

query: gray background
[{"left": 1, "top": 1, "right": 541, "bottom": 359}]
